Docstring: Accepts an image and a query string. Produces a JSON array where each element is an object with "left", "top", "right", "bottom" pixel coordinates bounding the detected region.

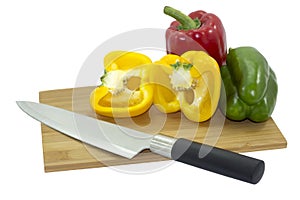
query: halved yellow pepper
[
  {"left": 90, "top": 51, "right": 153, "bottom": 118},
  {"left": 153, "top": 51, "right": 221, "bottom": 122},
  {"left": 151, "top": 54, "right": 183, "bottom": 113}
]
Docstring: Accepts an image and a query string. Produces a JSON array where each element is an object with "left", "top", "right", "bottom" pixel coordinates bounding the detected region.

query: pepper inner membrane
[{"left": 98, "top": 76, "right": 143, "bottom": 107}]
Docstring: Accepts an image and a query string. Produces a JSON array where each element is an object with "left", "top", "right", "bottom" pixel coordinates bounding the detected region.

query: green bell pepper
[{"left": 220, "top": 46, "right": 278, "bottom": 122}]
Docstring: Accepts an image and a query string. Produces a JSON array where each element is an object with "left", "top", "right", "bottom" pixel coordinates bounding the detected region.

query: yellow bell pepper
[
  {"left": 90, "top": 51, "right": 154, "bottom": 118},
  {"left": 153, "top": 51, "right": 221, "bottom": 122},
  {"left": 151, "top": 54, "right": 183, "bottom": 113}
]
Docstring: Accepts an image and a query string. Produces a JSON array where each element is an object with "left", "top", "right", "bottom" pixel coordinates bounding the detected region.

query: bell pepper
[
  {"left": 220, "top": 47, "right": 278, "bottom": 122},
  {"left": 153, "top": 51, "right": 221, "bottom": 122},
  {"left": 151, "top": 54, "right": 185, "bottom": 113},
  {"left": 90, "top": 51, "right": 154, "bottom": 118},
  {"left": 163, "top": 6, "right": 227, "bottom": 66}
]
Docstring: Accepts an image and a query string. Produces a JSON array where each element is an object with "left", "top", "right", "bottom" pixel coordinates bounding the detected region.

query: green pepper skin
[{"left": 220, "top": 47, "right": 278, "bottom": 122}]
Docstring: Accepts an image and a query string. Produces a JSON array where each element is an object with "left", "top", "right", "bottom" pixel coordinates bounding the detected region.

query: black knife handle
[{"left": 171, "top": 138, "right": 265, "bottom": 184}]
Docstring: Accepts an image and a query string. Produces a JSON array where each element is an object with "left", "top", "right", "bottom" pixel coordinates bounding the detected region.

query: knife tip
[
  {"left": 16, "top": 101, "right": 26, "bottom": 110},
  {"left": 16, "top": 101, "right": 32, "bottom": 110},
  {"left": 16, "top": 101, "right": 25, "bottom": 106}
]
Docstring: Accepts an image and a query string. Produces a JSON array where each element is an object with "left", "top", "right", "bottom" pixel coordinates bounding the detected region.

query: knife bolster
[{"left": 150, "top": 135, "right": 177, "bottom": 159}]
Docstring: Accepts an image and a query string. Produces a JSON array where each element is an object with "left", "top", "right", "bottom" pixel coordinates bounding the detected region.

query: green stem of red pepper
[{"left": 164, "top": 6, "right": 201, "bottom": 31}]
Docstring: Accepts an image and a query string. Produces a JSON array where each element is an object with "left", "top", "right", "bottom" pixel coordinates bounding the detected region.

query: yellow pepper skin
[
  {"left": 153, "top": 51, "right": 221, "bottom": 122},
  {"left": 103, "top": 51, "right": 152, "bottom": 71},
  {"left": 90, "top": 51, "right": 153, "bottom": 118}
]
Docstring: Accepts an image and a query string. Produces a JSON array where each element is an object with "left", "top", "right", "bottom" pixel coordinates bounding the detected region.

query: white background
[{"left": 1, "top": 0, "right": 299, "bottom": 199}]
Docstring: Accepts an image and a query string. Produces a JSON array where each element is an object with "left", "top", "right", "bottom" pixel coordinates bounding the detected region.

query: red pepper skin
[{"left": 166, "top": 10, "right": 227, "bottom": 66}]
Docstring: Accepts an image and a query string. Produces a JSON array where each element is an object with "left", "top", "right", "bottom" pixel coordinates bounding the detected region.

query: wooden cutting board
[{"left": 39, "top": 86, "right": 287, "bottom": 172}]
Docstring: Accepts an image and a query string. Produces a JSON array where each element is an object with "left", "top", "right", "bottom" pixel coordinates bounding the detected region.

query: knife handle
[{"left": 171, "top": 138, "right": 265, "bottom": 184}]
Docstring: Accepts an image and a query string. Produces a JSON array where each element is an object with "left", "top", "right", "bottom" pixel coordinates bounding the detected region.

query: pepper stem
[
  {"left": 170, "top": 61, "right": 193, "bottom": 70},
  {"left": 164, "top": 6, "right": 200, "bottom": 30}
]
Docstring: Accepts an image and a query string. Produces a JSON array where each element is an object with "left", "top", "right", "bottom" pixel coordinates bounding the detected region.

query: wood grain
[{"left": 39, "top": 86, "right": 287, "bottom": 172}]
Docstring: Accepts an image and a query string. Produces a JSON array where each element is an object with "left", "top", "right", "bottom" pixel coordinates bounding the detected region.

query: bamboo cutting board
[{"left": 39, "top": 86, "right": 287, "bottom": 172}]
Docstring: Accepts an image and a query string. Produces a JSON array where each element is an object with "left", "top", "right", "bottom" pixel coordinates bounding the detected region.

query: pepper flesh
[
  {"left": 164, "top": 6, "right": 227, "bottom": 66},
  {"left": 220, "top": 47, "right": 278, "bottom": 122},
  {"left": 153, "top": 51, "right": 221, "bottom": 122},
  {"left": 90, "top": 51, "right": 153, "bottom": 118}
]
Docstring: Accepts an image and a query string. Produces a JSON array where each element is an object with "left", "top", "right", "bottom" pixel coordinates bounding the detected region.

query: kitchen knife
[{"left": 17, "top": 101, "right": 264, "bottom": 184}]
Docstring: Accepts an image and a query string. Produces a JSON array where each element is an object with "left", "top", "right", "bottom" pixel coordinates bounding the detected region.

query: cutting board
[{"left": 39, "top": 86, "right": 287, "bottom": 172}]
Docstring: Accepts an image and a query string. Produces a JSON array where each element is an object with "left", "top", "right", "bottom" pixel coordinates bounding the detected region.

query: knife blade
[{"left": 17, "top": 101, "right": 264, "bottom": 184}]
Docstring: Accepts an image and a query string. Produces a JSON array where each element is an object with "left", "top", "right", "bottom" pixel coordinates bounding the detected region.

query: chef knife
[{"left": 17, "top": 101, "right": 264, "bottom": 184}]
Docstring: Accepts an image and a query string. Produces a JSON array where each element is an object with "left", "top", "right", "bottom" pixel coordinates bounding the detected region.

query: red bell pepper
[{"left": 164, "top": 6, "right": 227, "bottom": 66}]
